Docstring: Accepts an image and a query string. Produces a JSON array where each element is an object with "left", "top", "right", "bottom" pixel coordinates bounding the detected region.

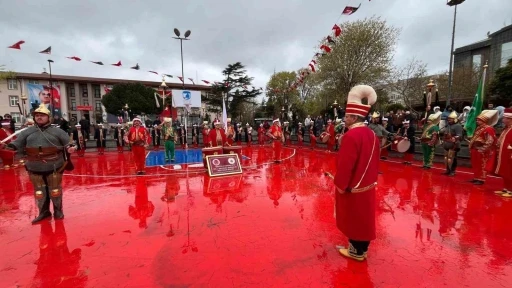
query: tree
[
  {"left": 489, "top": 59, "right": 512, "bottom": 105},
  {"left": 265, "top": 71, "right": 299, "bottom": 118},
  {"left": 204, "top": 62, "right": 262, "bottom": 119},
  {"left": 101, "top": 83, "right": 167, "bottom": 116},
  {"left": 315, "top": 17, "right": 400, "bottom": 104},
  {"left": 0, "top": 66, "right": 17, "bottom": 81},
  {"left": 388, "top": 58, "right": 429, "bottom": 112}
]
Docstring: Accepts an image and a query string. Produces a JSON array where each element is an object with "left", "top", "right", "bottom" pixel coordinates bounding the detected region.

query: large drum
[
  {"left": 320, "top": 132, "right": 330, "bottom": 143},
  {"left": 223, "top": 145, "right": 242, "bottom": 160},
  {"left": 202, "top": 146, "right": 223, "bottom": 168},
  {"left": 391, "top": 137, "right": 411, "bottom": 153}
]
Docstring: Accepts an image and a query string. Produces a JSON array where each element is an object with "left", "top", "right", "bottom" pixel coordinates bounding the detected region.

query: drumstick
[
  {"left": 324, "top": 172, "right": 334, "bottom": 180},
  {"left": 381, "top": 143, "right": 392, "bottom": 149}
]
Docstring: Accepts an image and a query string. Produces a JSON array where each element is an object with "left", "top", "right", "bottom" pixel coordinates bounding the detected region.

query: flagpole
[{"left": 481, "top": 61, "right": 488, "bottom": 99}]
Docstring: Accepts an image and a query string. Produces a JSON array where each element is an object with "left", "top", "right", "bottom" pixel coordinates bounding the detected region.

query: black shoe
[
  {"left": 474, "top": 180, "right": 484, "bottom": 185},
  {"left": 32, "top": 211, "right": 52, "bottom": 224},
  {"left": 469, "top": 179, "right": 478, "bottom": 183},
  {"left": 442, "top": 171, "right": 450, "bottom": 175},
  {"left": 54, "top": 209, "right": 64, "bottom": 219},
  {"left": 448, "top": 172, "right": 455, "bottom": 177}
]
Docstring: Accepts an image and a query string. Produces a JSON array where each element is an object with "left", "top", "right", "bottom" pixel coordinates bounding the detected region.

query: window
[
  {"left": 472, "top": 54, "right": 481, "bottom": 67},
  {"left": 28, "top": 80, "right": 39, "bottom": 84},
  {"left": 80, "top": 84, "right": 88, "bottom": 97},
  {"left": 92, "top": 84, "right": 101, "bottom": 98},
  {"left": 83, "top": 99, "right": 89, "bottom": 106},
  {"left": 9, "top": 96, "right": 19, "bottom": 107},
  {"left": 95, "top": 100, "right": 102, "bottom": 111},
  {"left": 501, "top": 42, "right": 512, "bottom": 67},
  {"left": 67, "top": 84, "right": 76, "bottom": 97},
  {"left": 7, "top": 79, "right": 17, "bottom": 90},
  {"left": 10, "top": 112, "right": 21, "bottom": 123},
  {"left": 71, "top": 99, "right": 77, "bottom": 111},
  {"left": 71, "top": 114, "right": 77, "bottom": 121}
]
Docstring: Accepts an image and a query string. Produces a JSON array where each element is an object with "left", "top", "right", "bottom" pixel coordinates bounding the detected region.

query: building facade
[
  {"left": 0, "top": 72, "right": 214, "bottom": 126},
  {"left": 454, "top": 24, "right": 512, "bottom": 79}
]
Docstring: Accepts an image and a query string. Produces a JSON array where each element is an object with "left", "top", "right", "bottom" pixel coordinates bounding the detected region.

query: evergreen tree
[{"left": 204, "top": 62, "right": 262, "bottom": 119}]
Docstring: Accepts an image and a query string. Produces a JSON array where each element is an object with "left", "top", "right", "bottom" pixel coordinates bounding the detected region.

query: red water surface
[{"left": 0, "top": 146, "right": 511, "bottom": 288}]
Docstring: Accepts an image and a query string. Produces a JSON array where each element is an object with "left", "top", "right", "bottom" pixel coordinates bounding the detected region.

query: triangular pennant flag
[
  {"left": 66, "top": 56, "right": 81, "bottom": 61},
  {"left": 164, "top": 74, "right": 173, "bottom": 78},
  {"left": 188, "top": 78, "right": 195, "bottom": 84},
  {"left": 104, "top": 87, "right": 112, "bottom": 93},
  {"left": 202, "top": 80, "right": 210, "bottom": 84},
  {"left": 342, "top": 4, "right": 361, "bottom": 15},
  {"left": 320, "top": 45, "right": 332, "bottom": 53},
  {"left": 39, "top": 46, "right": 51, "bottom": 54},
  {"left": 8, "top": 40, "right": 24, "bottom": 50},
  {"left": 310, "top": 60, "right": 317, "bottom": 65},
  {"left": 177, "top": 76, "right": 184, "bottom": 83},
  {"left": 91, "top": 61, "right": 104, "bottom": 65},
  {"left": 148, "top": 71, "right": 158, "bottom": 75},
  {"left": 327, "top": 36, "right": 336, "bottom": 44},
  {"left": 111, "top": 61, "right": 122, "bottom": 67},
  {"left": 309, "top": 63, "right": 316, "bottom": 73},
  {"left": 131, "top": 63, "right": 140, "bottom": 70},
  {"left": 332, "top": 24, "right": 342, "bottom": 37}
]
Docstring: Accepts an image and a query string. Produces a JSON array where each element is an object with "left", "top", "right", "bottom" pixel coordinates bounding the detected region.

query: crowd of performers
[{"left": 0, "top": 88, "right": 512, "bottom": 268}]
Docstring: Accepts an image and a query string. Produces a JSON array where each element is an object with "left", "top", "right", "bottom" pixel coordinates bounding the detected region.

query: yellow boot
[
  {"left": 495, "top": 189, "right": 507, "bottom": 195},
  {"left": 501, "top": 192, "right": 512, "bottom": 198},
  {"left": 338, "top": 244, "right": 366, "bottom": 262}
]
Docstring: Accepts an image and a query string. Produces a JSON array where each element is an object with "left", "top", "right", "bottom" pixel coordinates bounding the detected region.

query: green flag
[{"left": 464, "top": 66, "right": 487, "bottom": 137}]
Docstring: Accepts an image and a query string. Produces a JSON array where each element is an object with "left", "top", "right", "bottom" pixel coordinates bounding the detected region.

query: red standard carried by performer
[
  {"left": 127, "top": 117, "right": 149, "bottom": 175},
  {"left": 266, "top": 118, "right": 283, "bottom": 163},
  {"left": 333, "top": 85, "right": 379, "bottom": 261},
  {"left": 468, "top": 110, "right": 498, "bottom": 185},
  {"left": 495, "top": 108, "right": 512, "bottom": 197},
  {"left": 208, "top": 119, "right": 229, "bottom": 147}
]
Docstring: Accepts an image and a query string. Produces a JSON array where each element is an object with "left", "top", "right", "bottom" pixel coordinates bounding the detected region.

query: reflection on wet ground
[{"left": 0, "top": 146, "right": 511, "bottom": 287}]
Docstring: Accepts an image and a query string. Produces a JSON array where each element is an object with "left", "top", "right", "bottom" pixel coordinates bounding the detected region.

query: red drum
[
  {"left": 391, "top": 137, "right": 411, "bottom": 153},
  {"left": 223, "top": 145, "right": 242, "bottom": 160},
  {"left": 320, "top": 132, "right": 330, "bottom": 143},
  {"left": 202, "top": 146, "right": 223, "bottom": 168}
]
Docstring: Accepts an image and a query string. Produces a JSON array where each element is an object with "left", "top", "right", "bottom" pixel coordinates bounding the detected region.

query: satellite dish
[{"left": 173, "top": 28, "right": 180, "bottom": 37}]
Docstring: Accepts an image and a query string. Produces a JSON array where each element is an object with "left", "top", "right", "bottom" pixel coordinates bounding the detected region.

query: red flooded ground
[{"left": 0, "top": 146, "right": 511, "bottom": 288}]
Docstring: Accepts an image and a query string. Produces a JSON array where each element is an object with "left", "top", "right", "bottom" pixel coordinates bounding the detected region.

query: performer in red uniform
[
  {"left": 297, "top": 122, "right": 305, "bottom": 147},
  {"left": 469, "top": 110, "right": 498, "bottom": 185},
  {"left": 266, "top": 118, "right": 283, "bottom": 163},
  {"left": 257, "top": 124, "right": 265, "bottom": 145},
  {"left": 334, "top": 85, "right": 379, "bottom": 261},
  {"left": 202, "top": 121, "right": 210, "bottom": 147},
  {"left": 309, "top": 125, "right": 316, "bottom": 150},
  {"left": 208, "top": 119, "right": 229, "bottom": 147},
  {"left": 495, "top": 108, "right": 512, "bottom": 197},
  {"left": 0, "top": 122, "right": 16, "bottom": 167},
  {"left": 326, "top": 119, "right": 335, "bottom": 152},
  {"left": 127, "top": 117, "right": 149, "bottom": 175}
]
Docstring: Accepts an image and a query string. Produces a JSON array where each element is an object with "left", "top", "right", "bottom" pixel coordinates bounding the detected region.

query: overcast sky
[{"left": 1, "top": 0, "right": 511, "bottom": 94}]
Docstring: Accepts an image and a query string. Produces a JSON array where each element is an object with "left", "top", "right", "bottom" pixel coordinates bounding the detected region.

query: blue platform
[
  {"left": 146, "top": 149, "right": 251, "bottom": 167},
  {"left": 146, "top": 149, "right": 203, "bottom": 166}
]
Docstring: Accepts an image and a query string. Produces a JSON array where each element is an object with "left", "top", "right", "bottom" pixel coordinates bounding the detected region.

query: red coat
[
  {"left": 334, "top": 124, "right": 379, "bottom": 241},
  {"left": 469, "top": 124, "right": 497, "bottom": 173},
  {"left": 0, "top": 128, "right": 14, "bottom": 144},
  {"left": 208, "top": 128, "right": 227, "bottom": 147},
  {"left": 327, "top": 124, "right": 335, "bottom": 145},
  {"left": 127, "top": 126, "right": 149, "bottom": 144},
  {"left": 495, "top": 127, "right": 512, "bottom": 177}
]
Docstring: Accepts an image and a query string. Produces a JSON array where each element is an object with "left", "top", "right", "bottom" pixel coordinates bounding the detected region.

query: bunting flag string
[
  {"left": 270, "top": 1, "right": 371, "bottom": 94},
  {"left": 4, "top": 40, "right": 264, "bottom": 92}
]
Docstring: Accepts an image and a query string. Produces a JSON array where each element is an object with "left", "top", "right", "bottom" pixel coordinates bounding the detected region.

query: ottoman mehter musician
[
  {"left": 266, "top": 118, "right": 283, "bottom": 163},
  {"left": 468, "top": 110, "right": 498, "bottom": 185},
  {"left": 127, "top": 117, "right": 149, "bottom": 175}
]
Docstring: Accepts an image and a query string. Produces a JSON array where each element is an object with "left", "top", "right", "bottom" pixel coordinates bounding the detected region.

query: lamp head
[
  {"left": 184, "top": 30, "right": 191, "bottom": 38},
  {"left": 173, "top": 28, "right": 180, "bottom": 37}
]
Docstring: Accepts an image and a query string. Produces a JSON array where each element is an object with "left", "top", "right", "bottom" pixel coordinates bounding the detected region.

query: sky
[{"left": 1, "top": 0, "right": 511, "bottom": 96}]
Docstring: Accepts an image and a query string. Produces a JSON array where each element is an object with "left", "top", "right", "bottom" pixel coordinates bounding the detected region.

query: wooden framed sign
[{"left": 206, "top": 154, "right": 242, "bottom": 177}]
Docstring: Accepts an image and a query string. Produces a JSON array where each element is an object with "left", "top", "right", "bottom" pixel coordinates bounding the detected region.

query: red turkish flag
[
  {"left": 320, "top": 45, "right": 332, "bottom": 53},
  {"left": 8, "top": 40, "right": 24, "bottom": 50}
]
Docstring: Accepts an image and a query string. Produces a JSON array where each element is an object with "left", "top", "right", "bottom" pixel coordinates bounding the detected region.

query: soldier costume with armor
[
  {"left": 368, "top": 112, "right": 389, "bottom": 158},
  {"left": 440, "top": 111, "right": 463, "bottom": 176},
  {"left": 468, "top": 110, "right": 498, "bottom": 185},
  {"left": 420, "top": 112, "right": 441, "bottom": 169},
  {"left": 1, "top": 104, "right": 76, "bottom": 224}
]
